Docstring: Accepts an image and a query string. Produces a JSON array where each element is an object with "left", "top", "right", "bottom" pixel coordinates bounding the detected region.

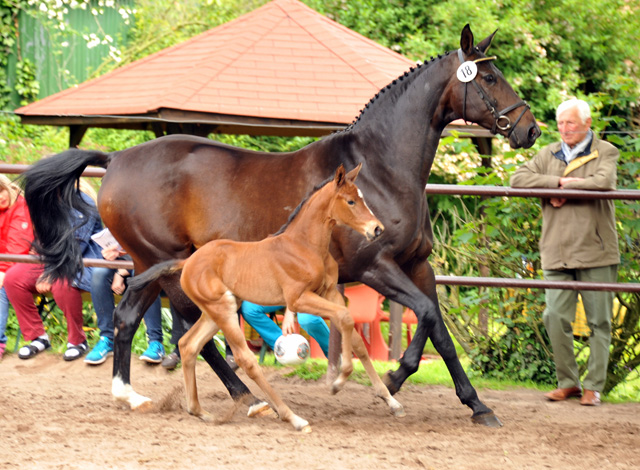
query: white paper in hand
[{"left": 91, "top": 228, "right": 123, "bottom": 251}]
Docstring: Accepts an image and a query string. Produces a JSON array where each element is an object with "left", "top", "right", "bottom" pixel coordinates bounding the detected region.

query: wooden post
[{"left": 388, "top": 301, "right": 404, "bottom": 360}]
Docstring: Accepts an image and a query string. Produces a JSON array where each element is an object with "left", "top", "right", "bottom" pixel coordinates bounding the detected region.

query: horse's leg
[
  {"left": 198, "top": 339, "right": 272, "bottom": 418},
  {"left": 161, "top": 276, "right": 269, "bottom": 415},
  {"left": 178, "top": 314, "right": 220, "bottom": 421},
  {"left": 209, "top": 293, "right": 311, "bottom": 432},
  {"left": 290, "top": 291, "right": 354, "bottom": 394},
  {"left": 362, "top": 257, "right": 501, "bottom": 427},
  {"left": 324, "top": 288, "right": 405, "bottom": 417},
  {"left": 111, "top": 285, "right": 161, "bottom": 410}
]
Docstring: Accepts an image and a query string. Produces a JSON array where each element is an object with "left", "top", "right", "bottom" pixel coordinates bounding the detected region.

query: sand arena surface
[{"left": 1, "top": 353, "right": 638, "bottom": 470}]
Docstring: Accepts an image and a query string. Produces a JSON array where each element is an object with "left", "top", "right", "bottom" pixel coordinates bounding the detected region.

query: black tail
[
  {"left": 20, "top": 148, "right": 111, "bottom": 283},
  {"left": 127, "top": 260, "right": 186, "bottom": 292}
]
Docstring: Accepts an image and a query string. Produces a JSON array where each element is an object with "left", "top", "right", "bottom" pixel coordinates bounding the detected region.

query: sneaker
[
  {"left": 140, "top": 340, "right": 164, "bottom": 364},
  {"left": 161, "top": 350, "right": 181, "bottom": 370},
  {"left": 85, "top": 336, "right": 114, "bottom": 365},
  {"left": 63, "top": 341, "right": 88, "bottom": 361},
  {"left": 0, "top": 342, "right": 5, "bottom": 360},
  {"left": 18, "top": 336, "right": 51, "bottom": 360}
]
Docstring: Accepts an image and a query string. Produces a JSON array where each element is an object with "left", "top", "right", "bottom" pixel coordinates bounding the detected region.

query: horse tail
[
  {"left": 20, "top": 148, "right": 112, "bottom": 283},
  {"left": 127, "top": 260, "right": 187, "bottom": 292}
]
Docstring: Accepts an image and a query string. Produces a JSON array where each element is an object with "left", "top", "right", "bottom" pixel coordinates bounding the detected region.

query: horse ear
[
  {"left": 334, "top": 164, "right": 346, "bottom": 187},
  {"left": 346, "top": 162, "right": 363, "bottom": 182},
  {"left": 476, "top": 29, "right": 498, "bottom": 54},
  {"left": 460, "top": 24, "right": 474, "bottom": 55}
]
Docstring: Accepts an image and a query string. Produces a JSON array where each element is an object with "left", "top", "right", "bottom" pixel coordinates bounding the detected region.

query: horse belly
[{"left": 212, "top": 244, "right": 286, "bottom": 307}]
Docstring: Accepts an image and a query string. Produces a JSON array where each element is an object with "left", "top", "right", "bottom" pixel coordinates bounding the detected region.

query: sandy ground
[{"left": 1, "top": 352, "right": 638, "bottom": 470}]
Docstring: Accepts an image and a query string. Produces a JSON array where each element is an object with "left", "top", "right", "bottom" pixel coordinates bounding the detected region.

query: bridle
[{"left": 457, "top": 49, "right": 530, "bottom": 136}]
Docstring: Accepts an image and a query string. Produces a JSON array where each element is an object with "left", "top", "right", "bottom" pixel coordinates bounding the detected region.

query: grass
[{"left": 274, "top": 354, "right": 640, "bottom": 404}]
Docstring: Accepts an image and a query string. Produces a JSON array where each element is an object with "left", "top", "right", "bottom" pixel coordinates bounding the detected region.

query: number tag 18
[{"left": 456, "top": 61, "right": 478, "bottom": 83}]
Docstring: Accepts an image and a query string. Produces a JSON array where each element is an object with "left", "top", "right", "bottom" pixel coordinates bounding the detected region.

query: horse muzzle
[
  {"left": 365, "top": 223, "right": 385, "bottom": 241},
  {"left": 509, "top": 121, "right": 541, "bottom": 149}
]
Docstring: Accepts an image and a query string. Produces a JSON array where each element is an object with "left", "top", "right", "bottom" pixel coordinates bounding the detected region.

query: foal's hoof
[
  {"left": 291, "top": 415, "right": 311, "bottom": 433},
  {"left": 331, "top": 381, "right": 344, "bottom": 395},
  {"left": 247, "top": 401, "right": 275, "bottom": 418},
  {"left": 190, "top": 410, "right": 213, "bottom": 422},
  {"left": 471, "top": 411, "right": 503, "bottom": 428},
  {"left": 390, "top": 402, "right": 406, "bottom": 418}
]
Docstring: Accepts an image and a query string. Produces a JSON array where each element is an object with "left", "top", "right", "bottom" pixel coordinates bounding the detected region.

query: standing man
[{"left": 511, "top": 98, "right": 620, "bottom": 406}]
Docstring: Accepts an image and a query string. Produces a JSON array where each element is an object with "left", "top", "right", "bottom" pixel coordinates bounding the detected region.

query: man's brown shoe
[
  {"left": 580, "top": 389, "right": 601, "bottom": 406},
  {"left": 544, "top": 386, "right": 582, "bottom": 401}
]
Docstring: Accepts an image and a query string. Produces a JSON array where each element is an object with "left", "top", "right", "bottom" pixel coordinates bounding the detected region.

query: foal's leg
[
  {"left": 290, "top": 291, "right": 355, "bottom": 394},
  {"left": 349, "top": 329, "right": 405, "bottom": 417},
  {"left": 215, "top": 293, "right": 311, "bottom": 432},
  {"left": 178, "top": 313, "right": 220, "bottom": 421},
  {"left": 323, "top": 288, "right": 403, "bottom": 416}
]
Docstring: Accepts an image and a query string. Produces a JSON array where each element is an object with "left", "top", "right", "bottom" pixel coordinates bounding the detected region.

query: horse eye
[
  {"left": 347, "top": 200, "right": 356, "bottom": 206},
  {"left": 484, "top": 74, "right": 496, "bottom": 84}
]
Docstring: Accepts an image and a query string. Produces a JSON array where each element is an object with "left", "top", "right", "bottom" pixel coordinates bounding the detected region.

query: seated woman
[
  {"left": 0, "top": 175, "right": 34, "bottom": 360},
  {"left": 85, "top": 242, "right": 165, "bottom": 365},
  {"left": 240, "top": 300, "right": 331, "bottom": 359},
  {"left": 5, "top": 184, "right": 102, "bottom": 361}
]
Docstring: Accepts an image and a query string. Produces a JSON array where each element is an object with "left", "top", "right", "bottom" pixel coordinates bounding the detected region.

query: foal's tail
[
  {"left": 127, "top": 260, "right": 187, "bottom": 292},
  {"left": 21, "top": 148, "right": 112, "bottom": 283}
]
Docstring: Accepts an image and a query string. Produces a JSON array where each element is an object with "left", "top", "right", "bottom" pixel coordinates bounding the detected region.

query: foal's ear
[
  {"left": 460, "top": 24, "right": 474, "bottom": 55},
  {"left": 334, "top": 164, "right": 346, "bottom": 187},
  {"left": 346, "top": 162, "right": 363, "bottom": 182},
  {"left": 476, "top": 29, "right": 497, "bottom": 54}
]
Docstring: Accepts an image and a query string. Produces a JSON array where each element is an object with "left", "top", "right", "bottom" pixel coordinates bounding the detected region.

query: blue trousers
[
  {"left": 0, "top": 287, "right": 8, "bottom": 344},
  {"left": 240, "top": 301, "right": 330, "bottom": 357},
  {"left": 90, "top": 267, "right": 162, "bottom": 343}
]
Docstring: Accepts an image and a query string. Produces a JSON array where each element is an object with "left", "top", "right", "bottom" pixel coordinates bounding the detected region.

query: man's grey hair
[{"left": 556, "top": 98, "right": 591, "bottom": 123}]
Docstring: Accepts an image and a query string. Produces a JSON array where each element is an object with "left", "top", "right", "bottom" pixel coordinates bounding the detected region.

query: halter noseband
[{"left": 457, "top": 49, "right": 529, "bottom": 137}]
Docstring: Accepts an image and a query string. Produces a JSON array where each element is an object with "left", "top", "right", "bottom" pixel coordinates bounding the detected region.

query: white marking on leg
[{"left": 112, "top": 374, "right": 151, "bottom": 410}]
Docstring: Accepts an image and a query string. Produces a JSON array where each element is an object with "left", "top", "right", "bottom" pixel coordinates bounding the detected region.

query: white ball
[{"left": 274, "top": 334, "right": 310, "bottom": 366}]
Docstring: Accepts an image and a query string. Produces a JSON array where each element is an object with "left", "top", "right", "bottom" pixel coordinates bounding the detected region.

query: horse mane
[
  {"left": 339, "top": 51, "right": 452, "bottom": 133},
  {"left": 271, "top": 175, "right": 333, "bottom": 236}
]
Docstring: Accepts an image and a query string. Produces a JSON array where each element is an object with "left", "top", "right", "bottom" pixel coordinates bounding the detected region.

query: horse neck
[
  {"left": 282, "top": 184, "right": 336, "bottom": 251},
  {"left": 329, "top": 53, "right": 457, "bottom": 189}
]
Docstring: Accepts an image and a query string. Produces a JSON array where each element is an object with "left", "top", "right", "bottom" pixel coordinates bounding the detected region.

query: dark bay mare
[{"left": 23, "top": 25, "right": 539, "bottom": 427}]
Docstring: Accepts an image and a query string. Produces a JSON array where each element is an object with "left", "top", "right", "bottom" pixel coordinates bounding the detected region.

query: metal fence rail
[{"left": 1, "top": 163, "right": 639, "bottom": 293}]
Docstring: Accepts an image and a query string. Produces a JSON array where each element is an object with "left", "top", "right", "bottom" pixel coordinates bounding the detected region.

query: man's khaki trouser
[{"left": 543, "top": 264, "right": 618, "bottom": 393}]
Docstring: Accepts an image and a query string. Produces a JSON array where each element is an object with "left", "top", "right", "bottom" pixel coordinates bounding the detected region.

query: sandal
[
  {"left": 18, "top": 337, "right": 51, "bottom": 360},
  {"left": 63, "top": 341, "right": 88, "bottom": 362}
]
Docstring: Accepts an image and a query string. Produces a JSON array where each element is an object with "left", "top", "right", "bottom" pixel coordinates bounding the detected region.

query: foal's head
[{"left": 330, "top": 163, "right": 384, "bottom": 242}]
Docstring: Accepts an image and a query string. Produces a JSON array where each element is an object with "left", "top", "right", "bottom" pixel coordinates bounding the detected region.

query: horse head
[
  {"left": 331, "top": 163, "right": 384, "bottom": 242},
  {"left": 444, "top": 24, "right": 541, "bottom": 149}
]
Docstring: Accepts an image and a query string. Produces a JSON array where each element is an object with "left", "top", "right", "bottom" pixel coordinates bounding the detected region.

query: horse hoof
[
  {"left": 131, "top": 398, "right": 153, "bottom": 413},
  {"left": 291, "top": 416, "right": 311, "bottom": 432},
  {"left": 382, "top": 371, "right": 399, "bottom": 396},
  {"left": 471, "top": 411, "right": 503, "bottom": 428},
  {"left": 392, "top": 404, "right": 406, "bottom": 418},
  {"left": 247, "top": 401, "right": 275, "bottom": 418},
  {"left": 331, "top": 382, "right": 343, "bottom": 395},
  {"left": 189, "top": 409, "right": 213, "bottom": 422}
]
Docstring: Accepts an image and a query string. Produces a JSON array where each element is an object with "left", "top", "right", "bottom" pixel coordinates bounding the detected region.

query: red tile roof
[{"left": 17, "top": 0, "right": 416, "bottom": 125}]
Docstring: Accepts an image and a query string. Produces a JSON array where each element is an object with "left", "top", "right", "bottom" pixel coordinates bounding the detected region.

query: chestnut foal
[{"left": 129, "top": 164, "right": 405, "bottom": 432}]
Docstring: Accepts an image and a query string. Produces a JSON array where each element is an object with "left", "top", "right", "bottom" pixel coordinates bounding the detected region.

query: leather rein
[{"left": 457, "top": 49, "right": 529, "bottom": 136}]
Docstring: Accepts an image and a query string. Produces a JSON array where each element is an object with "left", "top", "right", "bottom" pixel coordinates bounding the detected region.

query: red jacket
[{"left": 0, "top": 195, "right": 34, "bottom": 273}]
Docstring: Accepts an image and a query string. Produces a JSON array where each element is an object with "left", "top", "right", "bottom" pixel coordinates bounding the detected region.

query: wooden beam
[{"left": 69, "top": 125, "right": 88, "bottom": 148}]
